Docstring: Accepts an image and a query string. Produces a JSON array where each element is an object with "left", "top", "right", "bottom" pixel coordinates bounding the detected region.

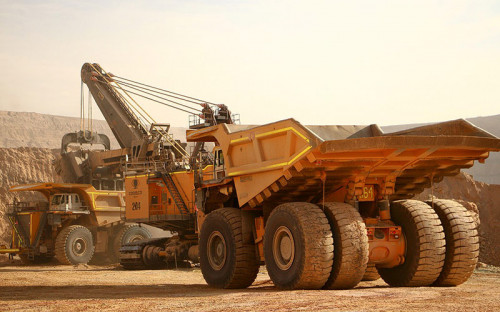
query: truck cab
[{"left": 50, "top": 193, "right": 88, "bottom": 213}]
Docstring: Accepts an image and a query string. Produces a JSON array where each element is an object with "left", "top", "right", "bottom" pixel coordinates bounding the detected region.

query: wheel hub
[
  {"left": 207, "top": 231, "right": 226, "bottom": 270},
  {"left": 128, "top": 235, "right": 144, "bottom": 243},
  {"left": 273, "top": 226, "right": 295, "bottom": 270},
  {"left": 72, "top": 238, "right": 87, "bottom": 256}
]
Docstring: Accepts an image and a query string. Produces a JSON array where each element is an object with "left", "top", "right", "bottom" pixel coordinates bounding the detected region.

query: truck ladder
[{"left": 161, "top": 173, "right": 190, "bottom": 216}]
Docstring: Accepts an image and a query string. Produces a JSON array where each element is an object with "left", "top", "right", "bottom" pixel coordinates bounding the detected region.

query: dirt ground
[{"left": 0, "top": 262, "right": 499, "bottom": 312}]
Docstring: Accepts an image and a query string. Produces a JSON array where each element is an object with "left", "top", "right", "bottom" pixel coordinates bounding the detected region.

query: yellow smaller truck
[{"left": 0, "top": 183, "right": 150, "bottom": 264}]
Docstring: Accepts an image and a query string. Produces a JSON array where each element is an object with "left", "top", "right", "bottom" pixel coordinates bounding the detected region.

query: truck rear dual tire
[
  {"left": 200, "top": 208, "right": 259, "bottom": 289},
  {"left": 377, "top": 200, "right": 446, "bottom": 287},
  {"left": 322, "top": 202, "right": 369, "bottom": 289},
  {"left": 426, "top": 199, "right": 479, "bottom": 286},
  {"left": 264, "top": 202, "right": 334, "bottom": 290},
  {"left": 55, "top": 225, "right": 95, "bottom": 265}
]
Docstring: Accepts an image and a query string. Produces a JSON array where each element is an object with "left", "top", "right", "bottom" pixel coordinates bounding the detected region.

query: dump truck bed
[{"left": 187, "top": 118, "right": 500, "bottom": 208}]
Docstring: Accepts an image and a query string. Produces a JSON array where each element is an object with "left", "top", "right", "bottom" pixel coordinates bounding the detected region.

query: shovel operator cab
[{"left": 0, "top": 183, "right": 150, "bottom": 265}]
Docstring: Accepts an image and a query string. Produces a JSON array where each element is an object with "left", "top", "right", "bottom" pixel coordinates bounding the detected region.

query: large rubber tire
[
  {"left": 426, "top": 199, "right": 479, "bottom": 286},
  {"left": 264, "top": 202, "right": 333, "bottom": 290},
  {"left": 362, "top": 264, "right": 380, "bottom": 281},
  {"left": 55, "top": 225, "right": 95, "bottom": 265},
  {"left": 199, "top": 208, "right": 259, "bottom": 289},
  {"left": 322, "top": 202, "right": 369, "bottom": 289},
  {"left": 111, "top": 224, "right": 151, "bottom": 263},
  {"left": 377, "top": 200, "right": 445, "bottom": 287}
]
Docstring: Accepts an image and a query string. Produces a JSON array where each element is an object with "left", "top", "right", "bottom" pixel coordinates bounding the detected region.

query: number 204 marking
[{"left": 132, "top": 202, "right": 141, "bottom": 210}]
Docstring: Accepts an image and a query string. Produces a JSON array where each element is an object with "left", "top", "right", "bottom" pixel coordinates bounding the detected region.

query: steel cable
[
  {"left": 96, "top": 80, "right": 200, "bottom": 116},
  {"left": 114, "top": 79, "right": 206, "bottom": 109},
  {"left": 112, "top": 75, "right": 218, "bottom": 106},
  {"left": 114, "top": 81, "right": 202, "bottom": 113}
]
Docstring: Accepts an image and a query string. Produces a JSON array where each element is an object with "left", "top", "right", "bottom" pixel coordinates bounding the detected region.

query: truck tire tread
[
  {"left": 377, "top": 200, "right": 445, "bottom": 287},
  {"left": 322, "top": 202, "right": 369, "bottom": 289},
  {"left": 200, "top": 208, "right": 259, "bottom": 289},
  {"left": 426, "top": 199, "right": 479, "bottom": 286},
  {"left": 264, "top": 202, "right": 333, "bottom": 289},
  {"left": 54, "top": 225, "right": 95, "bottom": 265}
]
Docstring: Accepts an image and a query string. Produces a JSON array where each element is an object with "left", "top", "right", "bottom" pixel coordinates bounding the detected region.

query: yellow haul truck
[
  {"left": 74, "top": 62, "right": 500, "bottom": 289},
  {"left": 120, "top": 117, "right": 500, "bottom": 290},
  {"left": 0, "top": 183, "right": 150, "bottom": 264}
]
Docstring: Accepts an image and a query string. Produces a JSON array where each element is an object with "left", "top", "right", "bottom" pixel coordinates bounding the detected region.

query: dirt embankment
[
  {"left": 0, "top": 111, "right": 119, "bottom": 149},
  {"left": 0, "top": 147, "right": 62, "bottom": 244},
  {"left": 0, "top": 110, "right": 187, "bottom": 150},
  {"left": 414, "top": 172, "right": 500, "bottom": 266}
]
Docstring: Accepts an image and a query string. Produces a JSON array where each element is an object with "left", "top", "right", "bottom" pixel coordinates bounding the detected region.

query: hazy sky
[{"left": 1, "top": 0, "right": 499, "bottom": 128}]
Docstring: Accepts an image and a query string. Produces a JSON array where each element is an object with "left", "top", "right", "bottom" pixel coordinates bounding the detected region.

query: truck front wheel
[
  {"left": 199, "top": 208, "right": 259, "bottom": 289},
  {"left": 55, "top": 225, "right": 95, "bottom": 265},
  {"left": 264, "top": 202, "right": 333, "bottom": 290}
]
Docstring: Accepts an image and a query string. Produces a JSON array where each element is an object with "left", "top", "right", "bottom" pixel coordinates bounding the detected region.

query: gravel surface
[{"left": 0, "top": 262, "right": 499, "bottom": 312}]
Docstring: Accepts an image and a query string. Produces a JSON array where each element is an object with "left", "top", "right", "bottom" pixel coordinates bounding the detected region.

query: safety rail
[
  {"left": 189, "top": 111, "right": 240, "bottom": 129},
  {"left": 123, "top": 158, "right": 190, "bottom": 177},
  {"left": 50, "top": 205, "right": 90, "bottom": 213},
  {"left": 189, "top": 114, "right": 204, "bottom": 129},
  {"left": 6, "top": 202, "right": 49, "bottom": 215}
]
